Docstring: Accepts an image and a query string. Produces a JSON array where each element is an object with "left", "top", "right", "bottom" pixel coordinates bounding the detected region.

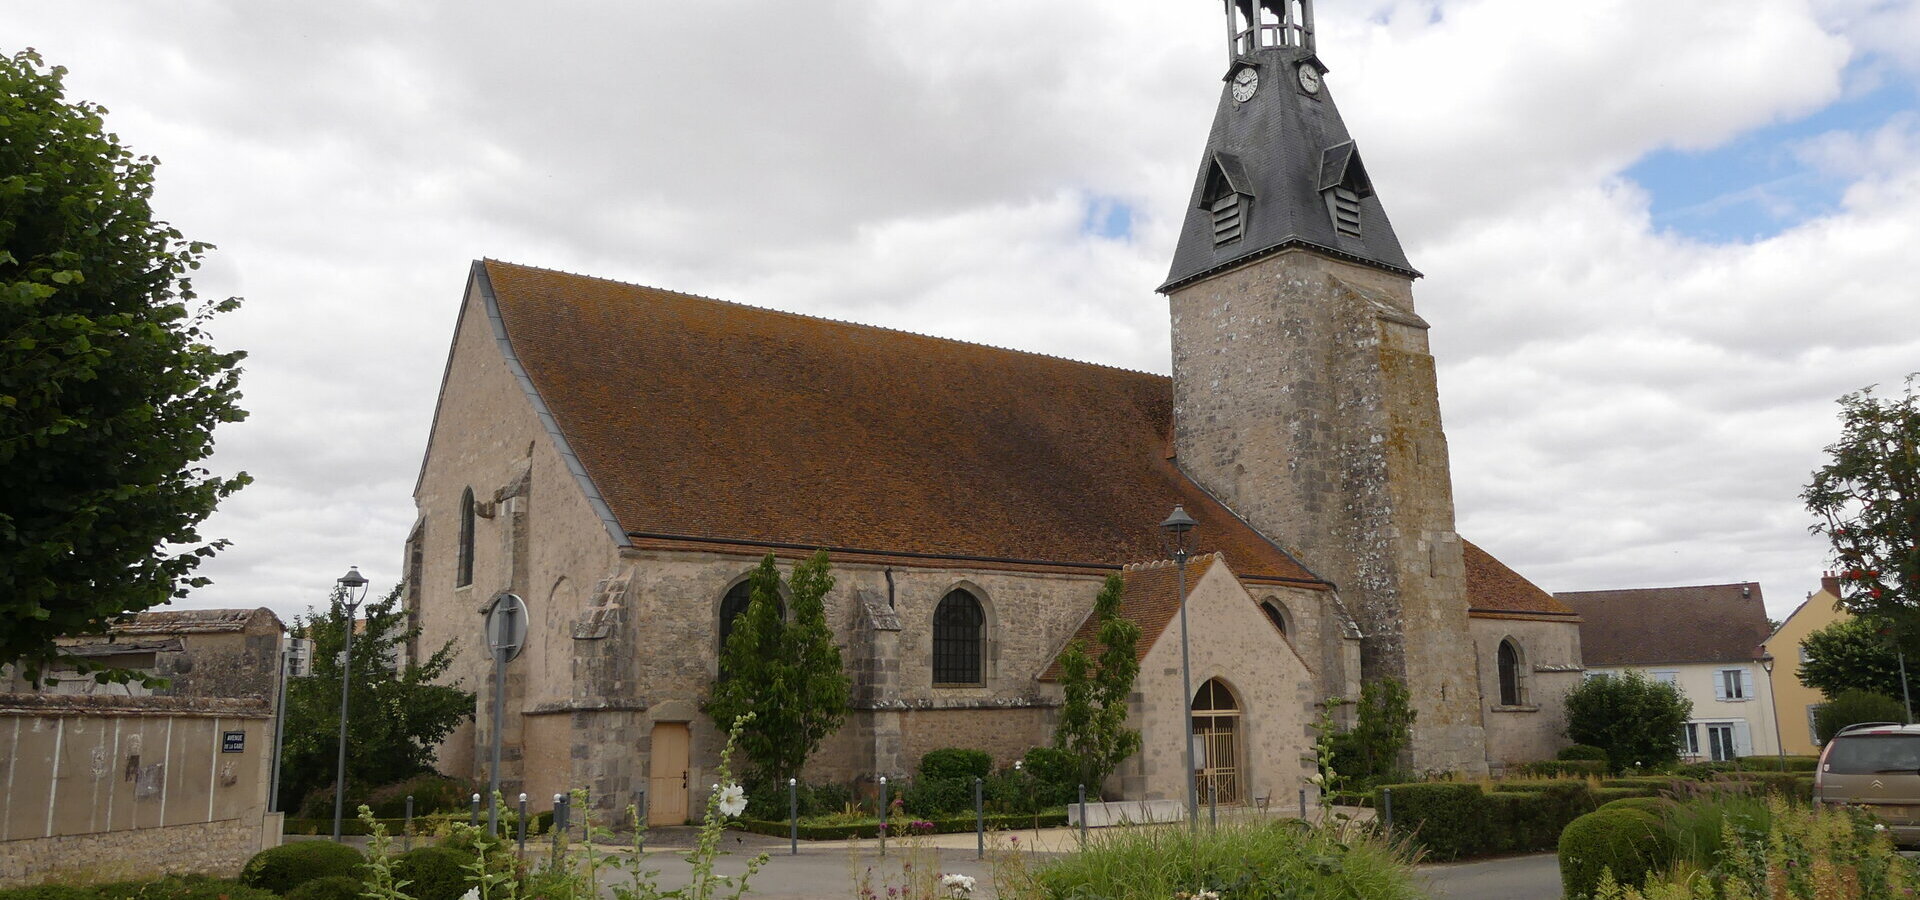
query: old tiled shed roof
[
  {"left": 1038, "top": 555, "right": 1235, "bottom": 682},
  {"left": 1463, "top": 542, "right": 1576, "bottom": 619},
  {"left": 479, "top": 260, "right": 1326, "bottom": 587},
  {"left": 1558, "top": 583, "right": 1769, "bottom": 667}
]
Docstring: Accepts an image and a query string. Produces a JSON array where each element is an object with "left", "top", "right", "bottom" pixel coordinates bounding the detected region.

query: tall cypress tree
[
  {"left": 1054, "top": 574, "right": 1142, "bottom": 793},
  {"left": 708, "top": 551, "right": 849, "bottom": 785}
]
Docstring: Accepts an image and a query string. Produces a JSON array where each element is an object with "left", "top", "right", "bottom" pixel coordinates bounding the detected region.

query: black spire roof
[{"left": 1160, "top": 8, "right": 1418, "bottom": 293}]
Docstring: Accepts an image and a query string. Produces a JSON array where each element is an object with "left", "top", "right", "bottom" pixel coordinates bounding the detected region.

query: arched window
[
  {"left": 1192, "top": 679, "right": 1243, "bottom": 804},
  {"left": 932, "top": 590, "right": 985, "bottom": 686},
  {"left": 1498, "top": 638, "right": 1526, "bottom": 706},
  {"left": 1260, "top": 599, "right": 1289, "bottom": 636},
  {"left": 456, "top": 487, "right": 476, "bottom": 588},
  {"left": 717, "top": 580, "right": 784, "bottom": 651}
]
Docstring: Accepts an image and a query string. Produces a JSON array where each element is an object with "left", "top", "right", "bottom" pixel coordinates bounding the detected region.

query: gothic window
[
  {"left": 933, "top": 589, "right": 986, "bottom": 686},
  {"left": 717, "top": 580, "right": 783, "bottom": 656},
  {"left": 1192, "top": 679, "right": 1243, "bottom": 804},
  {"left": 1497, "top": 638, "right": 1526, "bottom": 706},
  {"left": 456, "top": 487, "right": 476, "bottom": 588},
  {"left": 1260, "top": 599, "right": 1289, "bottom": 636}
]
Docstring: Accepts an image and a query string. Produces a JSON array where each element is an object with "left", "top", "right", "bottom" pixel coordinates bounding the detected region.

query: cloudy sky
[{"left": 9, "top": 1, "right": 1919, "bottom": 626}]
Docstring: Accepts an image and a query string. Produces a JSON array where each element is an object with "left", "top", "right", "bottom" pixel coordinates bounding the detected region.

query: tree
[
  {"left": 0, "top": 50, "right": 248, "bottom": 679},
  {"left": 1814, "top": 689, "right": 1910, "bottom": 744},
  {"left": 1803, "top": 376, "right": 1920, "bottom": 644},
  {"left": 277, "top": 584, "right": 472, "bottom": 812},
  {"left": 1331, "top": 677, "right": 1417, "bottom": 782},
  {"left": 1052, "top": 574, "right": 1142, "bottom": 792},
  {"left": 707, "top": 551, "right": 850, "bottom": 785},
  {"left": 1565, "top": 671, "right": 1693, "bottom": 773},
  {"left": 1798, "top": 616, "right": 1913, "bottom": 711}
]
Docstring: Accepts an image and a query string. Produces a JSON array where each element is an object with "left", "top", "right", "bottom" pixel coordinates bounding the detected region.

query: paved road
[{"left": 1420, "top": 852, "right": 1561, "bottom": 900}]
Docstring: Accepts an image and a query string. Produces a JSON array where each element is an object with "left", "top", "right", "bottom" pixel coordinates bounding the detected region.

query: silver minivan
[{"left": 1814, "top": 721, "right": 1920, "bottom": 846}]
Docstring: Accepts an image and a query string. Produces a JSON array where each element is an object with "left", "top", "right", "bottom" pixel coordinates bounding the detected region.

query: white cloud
[{"left": 5, "top": 0, "right": 1918, "bottom": 622}]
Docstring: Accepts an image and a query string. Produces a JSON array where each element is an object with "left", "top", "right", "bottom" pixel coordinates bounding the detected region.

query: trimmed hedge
[
  {"left": 1512, "top": 759, "right": 1608, "bottom": 778},
  {"left": 1591, "top": 787, "right": 1657, "bottom": 806},
  {"left": 1599, "top": 796, "right": 1679, "bottom": 818},
  {"left": 0, "top": 887, "right": 100, "bottom": 900},
  {"left": 1559, "top": 744, "right": 1609, "bottom": 762},
  {"left": 283, "top": 817, "right": 412, "bottom": 836},
  {"left": 1734, "top": 755, "right": 1818, "bottom": 772},
  {"left": 918, "top": 748, "right": 992, "bottom": 782},
  {"left": 95, "top": 878, "right": 281, "bottom": 900},
  {"left": 1557, "top": 808, "right": 1675, "bottom": 899},
  {"left": 239, "top": 841, "right": 365, "bottom": 894},
  {"left": 283, "top": 876, "right": 365, "bottom": 900},
  {"left": 734, "top": 810, "right": 1068, "bottom": 841},
  {"left": 1375, "top": 783, "right": 1489, "bottom": 861}
]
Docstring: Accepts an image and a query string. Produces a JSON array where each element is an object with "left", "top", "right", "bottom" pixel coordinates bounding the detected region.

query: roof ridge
[
  {"left": 1123, "top": 552, "right": 1220, "bottom": 572},
  {"left": 481, "top": 258, "right": 1165, "bottom": 380},
  {"left": 1558, "top": 581, "right": 1759, "bottom": 597}
]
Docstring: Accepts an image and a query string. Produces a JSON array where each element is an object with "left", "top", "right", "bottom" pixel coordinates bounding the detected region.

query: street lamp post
[
  {"left": 1758, "top": 650, "right": 1786, "bottom": 773},
  {"left": 331, "top": 566, "right": 371, "bottom": 841},
  {"left": 1160, "top": 506, "right": 1199, "bottom": 832}
]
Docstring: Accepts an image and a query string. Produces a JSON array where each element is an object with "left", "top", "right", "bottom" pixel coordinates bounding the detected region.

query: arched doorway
[{"left": 1193, "top": 678, "right": 1243, "bottom": 805}]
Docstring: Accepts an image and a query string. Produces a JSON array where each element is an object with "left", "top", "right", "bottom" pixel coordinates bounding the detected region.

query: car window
[{"left": 1827, "top": 734, "right": 1920, "bottom": 774}]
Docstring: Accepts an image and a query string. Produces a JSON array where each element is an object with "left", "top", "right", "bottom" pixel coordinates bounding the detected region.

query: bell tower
[{"left": 1164, "top": 0, "right": 1488, "bottom": 774}]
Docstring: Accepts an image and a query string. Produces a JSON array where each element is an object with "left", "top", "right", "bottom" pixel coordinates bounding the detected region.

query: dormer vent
[
  {"left": 1202, "top": 153, "right": 1254, "bottom": 247},
  {"left": 1318, "top": 142, "right": 1374, "bottom": 240}
]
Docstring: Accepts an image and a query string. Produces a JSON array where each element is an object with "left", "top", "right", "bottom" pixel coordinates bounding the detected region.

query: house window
[
  {"left": 1497, "top": 638, "right": 1525, "bottom": 706},
  {"left": 1799, "top": 643, "right": 1811, "bottom": 664},
  {"left": 1706, "top": 723, "right": 1737, "bottom": 761},
  {"left": 456, "top": 487, "right": 476, "bottom": 588},
  {"left": 1808, "top": 704, "right": 1825, "bottom": 746},
  {"left": 1681, "top": 723, "right": 1700, "bottom": 758},
  {"left": 1716, "top": 668, "right": 1751, "bottom": 701},
  {"left": 933, "top": 590, "right": 985, "bottom": 685},
  {"left": 1650, "top": 670, "right": 1679, "bottom": 687}
]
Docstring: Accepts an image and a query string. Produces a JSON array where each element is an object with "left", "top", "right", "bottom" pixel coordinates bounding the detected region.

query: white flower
[
  {"left": 941, "top": 873, "right": 976, "bottom": 896},
  {"left": 716, "top": 783, "right": 747, "bottom": 817},
  {"left": 458, "top": 890, "right": 479, "bottom": 900},
  {"left": 1875, "top": 823, "right": 1888, "bottom": 832},
  {"left": 1194, "top": 890, "right": 1220, "bottom": 900}
]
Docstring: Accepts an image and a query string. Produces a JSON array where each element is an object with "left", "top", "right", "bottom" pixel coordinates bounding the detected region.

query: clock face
[
  {"left": 1231, "top": 67, "right": 1259, "bottom": 103},
  {"left": 1297, "top": 64, "right": 1322, "bottom": 94}
]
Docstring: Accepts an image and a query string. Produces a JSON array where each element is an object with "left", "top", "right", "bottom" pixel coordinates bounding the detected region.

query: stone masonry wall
[
  {"left": 1169, "top": 250, "right": 1488, "bottom": 774},
  {"left": 1470, "top": 616, "right": 1583, "bottom": 771},
  {"left": 0, "top": 818, "right": 266, "bottom": 888}
]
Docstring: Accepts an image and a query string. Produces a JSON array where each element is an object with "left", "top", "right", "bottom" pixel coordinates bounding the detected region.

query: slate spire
[{"left": 1160, "top": 0, "right": 1417, "bottom": 293}]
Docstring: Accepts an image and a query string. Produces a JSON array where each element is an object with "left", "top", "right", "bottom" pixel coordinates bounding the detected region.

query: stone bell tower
[{"left": 1162, "top": 0, "right": 1487, "bottom": 774}]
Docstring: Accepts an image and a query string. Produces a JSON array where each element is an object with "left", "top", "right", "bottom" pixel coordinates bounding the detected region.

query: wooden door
[{"left": 648, "top": 722, "right": 690, "bottom": 825}]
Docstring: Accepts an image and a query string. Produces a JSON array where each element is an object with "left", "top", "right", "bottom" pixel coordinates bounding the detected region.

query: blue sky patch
[
  {"left": 1627, "top": 75, "right": 1915, "bottom": 244},
  {"left": 1082, "top": 197, "right": 1135, "bottom": 240}
]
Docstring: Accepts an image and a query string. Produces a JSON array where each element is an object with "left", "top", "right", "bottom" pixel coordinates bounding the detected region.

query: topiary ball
[
  {"left": 1558, "top": 808, "right": 1675, "bottom": 899},
  {"left": 1599, "top": 796, "right": 1679, "bottom": 819},
  {"left": 239, "top": 841, "right": 366, "bottom": 894},
  {"left": 392, "top": 846, "right": 475, "bottom": 900}
]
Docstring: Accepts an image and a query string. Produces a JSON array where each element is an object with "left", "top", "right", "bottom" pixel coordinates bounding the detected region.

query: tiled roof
[
  {"left": 1558, "top": 583, "right": 1770, "bottom": 667},
  {"left": 480, "top": 261, "right": 1328, "bottom": 586},
  {"left": 1037, "top": 555, "right": 1228, "bottom": 682},
  {"left": 1463, "top": 541, "right": 1576, "bottom": 618},
  {"left": 98, "top": 608, "right": 274, "bottom": 636}
]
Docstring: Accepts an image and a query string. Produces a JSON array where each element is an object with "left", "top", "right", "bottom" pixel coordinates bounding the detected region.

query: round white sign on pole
[{"left": 485, "top": 592, "right": 529, "bottom": 662}]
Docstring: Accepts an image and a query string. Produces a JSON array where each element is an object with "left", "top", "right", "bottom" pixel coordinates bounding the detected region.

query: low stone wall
[{"left": 0, "top": 817, "right": 268, "bottom": 887}]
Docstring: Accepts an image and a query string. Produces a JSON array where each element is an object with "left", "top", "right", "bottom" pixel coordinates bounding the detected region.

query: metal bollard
[
  {"left": 878, "top": 776, "right": 889, "bottom": 858},
  {"left": 551, "top": 793, "right": 564, "bottom": 861},
  {"left": 1208, "top": 779, "right": 1217, "bottom": 832},
  {"left": 1299, "top": 787, "right": 1307, "bottom": 819},
  {"left": 1078, "top": 784, "right": 1088, "bottom": 847},
  {"left": 789, "top": 777, "right": 799, "bottom": 857},
  {"left": 470, "top": 793, "right": 481, "bottom": 827},
  {"left": 1382, "top": 787, "right": 1394, "bottom": 832},
  {"left": 403, "top": 795, "right": 414, "bottom": 852},
  {"left": 517, "top": 793, "right": 529, "bottom": 855},
  {"left": 974, "top": 777, "right": 985, "bottom": 860}
]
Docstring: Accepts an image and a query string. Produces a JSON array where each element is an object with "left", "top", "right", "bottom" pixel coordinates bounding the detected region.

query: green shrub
[
  {"left": 239, "top": 841, "right": 366, "bottom": 894},
  {"left": 364, "top": 774, "right": 474, "bottom": 817},
  {"left": 1557, "top": 808, "right": 1675, "bottom": 899},
  {"left": 1514, "top": 759, "right": 1608, "bottom": 778},
  {"left": 1732, "top": 755, "right": 1818, "bottom": 772},
  {"left": 1598, "top": 796, "right": 1678, "bottom": 818},
  {"left": 391, "top": 847, "right": 473, "bottom": 900},
  {"left": 1560, "top": 744, "right": 1609, "bottom": 761},
  {"left": 1029, "top": 820, "right": 1421, "bottom": 900},
  {"left": 1377, "top": 782, "right": 1490, "bottom": 861},
  {"left": 1017, "top": 747, "right": 1081, "bottom": 807},
  {"left": 1661, "top": 791, "right": 1772, "bottom": 872},
  {"left": 282, "top": 817, "right": 412, "bottom": 836},
  {"left": 1602, "top": 776, "right": 1689, "bottom": 796},
  {"left": 917, "top": 748, "right": 991, "bottom": 782},
  {"left": 1591, "top": 787, "right": 1657, "bottom": 806},
  {"left": 283, "top": 876, "right": 364, "bottom": 900},
  {"left": 1485, "top": 791, "right": 1560, "bottom": 853},
  {"left": 901, "top": 776, "right": 973, "bottom": 817},
  {"left": 95, "top": 877, "right": 279, "bottom": 900},
  {"left": 1815, "top": 689, "right": 1909, "bottom": 744},
  {"left": 0, "top": 886, "right": 99, "bottom": 900}
]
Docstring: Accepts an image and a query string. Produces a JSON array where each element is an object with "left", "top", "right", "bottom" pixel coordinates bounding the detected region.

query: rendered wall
[
  {"left": 1470, "top": 616, "right": 1582, "bottom": 771},
  {"left": 1766, "top": 588, "right": 1848, "bottom": 755}
]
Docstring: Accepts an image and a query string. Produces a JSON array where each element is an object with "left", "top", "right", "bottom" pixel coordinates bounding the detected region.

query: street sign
[
  {"left": 485, "top": 592, "right": 528, "bottom": 662},
  {"left": 223, "top": 731, "right": 246, "bottom": 753}
]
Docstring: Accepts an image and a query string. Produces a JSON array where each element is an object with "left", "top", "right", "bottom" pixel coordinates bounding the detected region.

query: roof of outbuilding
[
  {"left": 1558, "top": 583, "right": 1770, "bottom": 666},
  {"left": 93, "top": 608, "right": 278, "bottom": 636},
  {"left": 1463, "top": 541, "right": 1577, "bottom": 619},
  {"left": 1037, "top": 555, "right": 1232, "bottom": 682},
  {"left": 478, "top": 261, "right": 1329, "bottom": 586}
]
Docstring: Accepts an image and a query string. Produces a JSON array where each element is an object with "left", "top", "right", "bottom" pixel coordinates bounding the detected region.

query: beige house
[
  {"left": 1764, "top": 574, "right": 1852, "bottom": 755},
  {"left": 1562, "top": 584, "right": 1779, "bottom": 761},
  {"left": 404, "top": 0, "right": 1580, "bottom": 823}
]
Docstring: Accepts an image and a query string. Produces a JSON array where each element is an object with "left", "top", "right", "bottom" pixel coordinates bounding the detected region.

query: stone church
[{"left": 405, "top": 0, "right": 1581, "bottom": 823}]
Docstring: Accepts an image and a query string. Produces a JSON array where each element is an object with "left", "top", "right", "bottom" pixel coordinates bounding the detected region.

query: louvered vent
[
  {"left": 1210, "top": 193, "right": 1245, "bottom": 246},
  {"left": 1331, "top": 185, "right": 1362, "bottom": 237}
]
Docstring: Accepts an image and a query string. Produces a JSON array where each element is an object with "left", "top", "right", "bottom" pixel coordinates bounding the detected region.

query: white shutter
[
  {"left": 1740, "top": 668, "right": 1755, "bottom": 701},
  {"left": 1733, "top": 720, "right": 1753, "bottom": 757},
  {"left": 1713, "top": 671, "right": 1728, "bottom": 701}
]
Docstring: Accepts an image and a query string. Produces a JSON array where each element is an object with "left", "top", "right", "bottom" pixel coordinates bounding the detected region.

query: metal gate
[{"left": 1193, "top": 679, "right": 1243, "bottom": 805}]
